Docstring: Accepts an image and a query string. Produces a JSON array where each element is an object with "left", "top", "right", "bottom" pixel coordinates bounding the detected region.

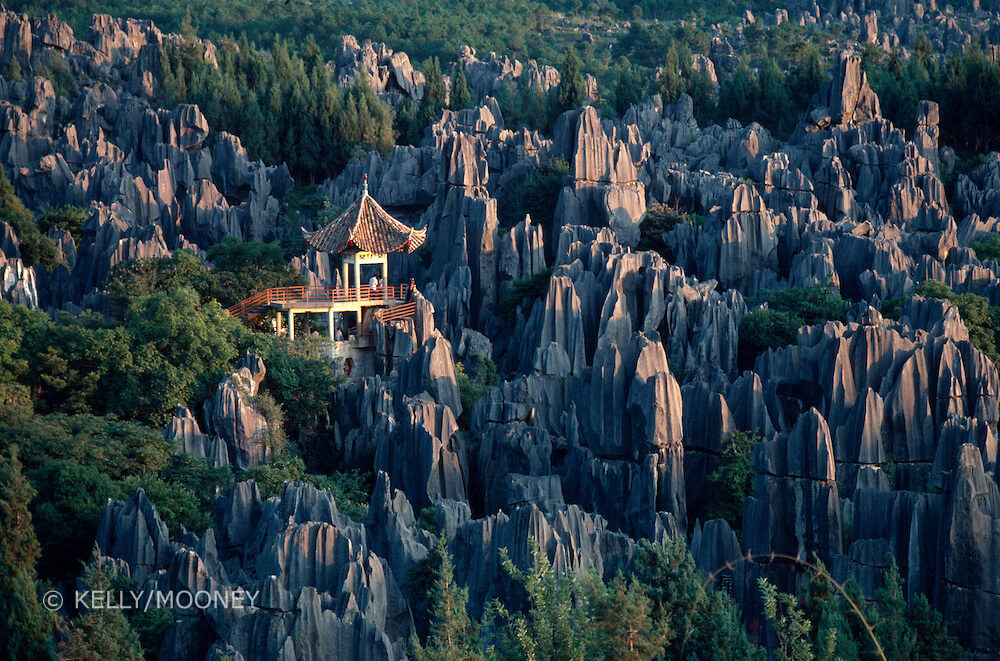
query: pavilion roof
[{"left": 303, "top": 178, "right": 426, "bottom": 255}]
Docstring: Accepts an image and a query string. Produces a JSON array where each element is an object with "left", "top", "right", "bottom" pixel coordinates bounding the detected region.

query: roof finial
[{"left": 362, "top": 173, "right": 368, "bottom": 196}]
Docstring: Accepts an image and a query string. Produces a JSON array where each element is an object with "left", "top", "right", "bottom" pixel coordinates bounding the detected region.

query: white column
[
  {"left": 381, "top": 258, "right": 388, "bottom": 297},
  {"left": 288, "top": 311, "right": 295, "bottom": 340},
  {"left": 342, "top": 260, "right": 349, "bottom": 290},
  {"left": 275, "top": 311, "right": 282, "bottom": 337},
  {"left": 354, "top": 259, "right": 361, "bottom": 301},
  {"left": 327, "top": 309, "right": 335, "bottom": 340}
]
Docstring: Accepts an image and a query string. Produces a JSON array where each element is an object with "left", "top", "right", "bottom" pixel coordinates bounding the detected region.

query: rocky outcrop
[
  {"left": 806, "top": 51, "right": 881, "bottom": 129},
  {"left": 552, "top": 107, "right": 646, "bottom": 248},
  {"left": 336, "top": 36, "right": 425, "bottom": 101},
  {"left": 164, "top": 405, "right": 230, "bottom": 469},
  {"left": 203, "top": 354, "right": 271, "bottom": 470}
]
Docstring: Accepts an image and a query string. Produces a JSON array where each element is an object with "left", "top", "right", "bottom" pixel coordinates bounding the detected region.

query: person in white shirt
[{"left": 368, "top": 274, "right": 378, "bottom": 298}]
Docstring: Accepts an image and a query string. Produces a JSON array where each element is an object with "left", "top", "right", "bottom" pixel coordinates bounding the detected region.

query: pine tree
[
  {"left": 909, "top": 593, "right": 969, "bottom": 661},
  {"left": 759, "top": 578, "right": 814, "bottom": 661},
  {"left": 411, "top": 535, "right": 483, "bottom": 661},
  {"left": 658, "top": 45, "right": 685, "bottom": 105},
  {"left": 591, "top": 573, "right": 669, "bottom": 661},
  {"left": 450, "top": 65, "right": 473, "bottom": 111},
  {"left": 494, "top": 538, "right": 590, "bottom": 661},
  {"left": 57, "top": 547, "right": 144, "bottom": 661},
  {"left": 558, "top": 45, "right": 587, "bottom": 112},
  {"left": 420, "top": 57, "right": 447, "bottom": 127},
  {"left": 614, "top": 64, "right": 644, "bottom": 115},
  {"left": 0, "top": 446, "right": 54, "bottom": 661},
  {"left": 633, "top": 539, "right": 762, "bottom": 660},
  {"left": 870, "top": 563, "right": 915, "bottom": 661},
  {"left": 800, "top": 560, "right": 860, "bottom": 661}
]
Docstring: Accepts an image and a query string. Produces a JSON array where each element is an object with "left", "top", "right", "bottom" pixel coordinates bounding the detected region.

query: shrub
[
  {"left": 38, "top": 205, "right": 87, "bottom": 243},
  {"left": 455, "top": 356, "right": 499, "bottom": 428},
  {"left": 912, "top": 280, "right": 1000, "bottom": 367},
  {"left": 971, "top": 234, "right": 1000, "bottom": 262},
  {"left": 0, "top": 168, "right": 61, "bottom": 270},
  {"left": 705, "top": 430, "right": 759, "bottom": 535},
  {"left": 501, "top": 159, "right": 570, "bottom": 229},
  {"left": 636, "top": 203, "right": 705, "bottom": 254},
  {"left": 242, "top": 458, "right": 371, "bottom": 520},
  {"left": 498, "top": 267, "right": 553, "bottom": 323},
  {"left": 738, "top": 281, "right": 848, "bottom": 371}
]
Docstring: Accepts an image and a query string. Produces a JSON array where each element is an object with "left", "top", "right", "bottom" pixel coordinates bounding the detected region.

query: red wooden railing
[
  {"left": 227, "top": 285, "right": 405, "bottom": 321},
  {"left": 347, "top": 302, "right": 418, "bottom": 337}
]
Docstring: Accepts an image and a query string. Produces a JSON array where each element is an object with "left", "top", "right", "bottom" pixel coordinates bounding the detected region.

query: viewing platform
[{"left": 227, "top": 284, "right": 416, "bottom": 340}]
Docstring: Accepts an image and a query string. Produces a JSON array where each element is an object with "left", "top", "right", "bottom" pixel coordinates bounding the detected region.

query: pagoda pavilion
[{"left": 227, "top": 176, "right": 424, "bottom": 350}]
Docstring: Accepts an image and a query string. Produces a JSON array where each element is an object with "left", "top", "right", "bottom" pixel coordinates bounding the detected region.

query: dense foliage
[
  {"left": 500, "top": 159, "right": 570, "bottom": 230},
  {"left": 760, "top": 561, "right": 968, "bottom": 661},
  {"left": 498, "top": 268, "right": 554, "bottom": 324},
  {"left": 455, "top": 356, "right": 500, "bottom": 428},
  {"left": 865, "top": 39, "right": 1000, "bottom": 153},
  {"left": 883, "top": 280, "right": 1000, "bottom": 367},
  {"left": 738, "top": 281, "right": 849, "bottom": 370},
  {"left": 162, "top": 32, "right": 394, "bottom": 181},
  {"left": 415, "top": 537, "right": 966, "bottom": 661},
  {"left": 705, "top": 430, "right": 759, "bottom": 535},
  {"left": 0, "top": 168, "right": 60, "bottom": 270},
  {"left": 417, "top": 537, "right": 761, "bottom": 660},
  {"left": 636, "top": 203, "right": 705, "bottom": 256}
]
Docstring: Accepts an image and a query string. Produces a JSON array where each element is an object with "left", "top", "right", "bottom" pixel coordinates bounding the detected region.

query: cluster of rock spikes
[{"left": 4, "top": 3, "right": 1000, "bottom": 658}]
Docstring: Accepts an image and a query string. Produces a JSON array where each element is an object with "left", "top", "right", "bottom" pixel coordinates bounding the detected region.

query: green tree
[
  {"left": 590, "top": 573, "right": 669, "bottom": 661},
  {"left": 421, "top": 57, "right": 447, "bottom": 126},
  {"left": 705, "top": 430, "right": 758, "bottom": 533},
  {"left": 450, "top": 65, "right": 474, "bottom": 110},
  {"left": 909, "top": 593, "right": 969, "bottom": 661},
  {"left": 2, "top": 59, "right": 24, "bottom": 83},
  {"left": 38, "top": 205, "right": 87, "bottom": 243},
  {"left": 869, "top": 563, "right": 915, "bottom": 661},
  {"left": 0, "top": 167, "right": 60, "bottom": 270},
  {"left": 633, "top": 539, "right": 762, "bottom": 660},
  {"left": 57, "top": 547, "right": 144, "bottom": 661},
  {"left": 412, "top": 535, "right": 484, "bottom": 661},
  {"left": 738, "top": 281, "right": 849, "bottom": 370},
  {"left": 558, "top": 46, "right": 587, "bottom": 112},
  {"left": 913, "top": 280, "right": 1000, "bottom": 367},
  {"left": 614, "top": 63, "right": 644, "bottom": 115},
  {"left": 492, "top": 538, "right": 591, "bottom": 661},
  {"left": 799, "top": 560, "right": 861, "bottom": 661},
  {"left": 759, "top": 578, "right": 814, "bottom": 661},
  {"left": 115, "top": 476, "right": 209, "bottom": 537},
  {"left": 658, "top": 46, "right": 685, "bottom": 104},
  {"left": 0, "top": 447, "right": 54, "bottom": 661},
  {"left": 718, "top": 59, "right": 759, "bottom": 125}
]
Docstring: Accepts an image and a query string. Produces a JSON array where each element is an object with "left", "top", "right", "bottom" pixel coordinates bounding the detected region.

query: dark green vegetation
[
  {"left": 705, "top": 430, "right": 758, "bottom": 535},
  {"left": 882, "top": 280, "right": 1000, "bottom": 367},
  {"left": 498, "top": 268, "right": 554, "bottom": 324},
  {"left": 636, "top": 203, "right": 705, "bottom": 255},
  {"left": 57, "top": 548, "right": 145, "bottom": 661},
  {"left": 500, "top": 159, "right": 570, "bottom": 230},
  {"left": 18, "top": 0, "right": 1000, "bottom": 160},
  {"left": 738, "top": 281, "right": 850, "bottom": 371},
  {"left": 0, "top": 168, "right": 60, "bottom": 270},
  {"left": 455, "top": 356, "right": 499, "bottom": 428},
  {"left": 415, "top": 537, "right": 966, "bottom": 661},
  {"left": 971, "top": 233, "right": 1000, "bottom": 263},
  {"left": 760, "top": 561, "right": 968, "bottom": 661},
  {"left": 864, "top": 38, "right": 1000, "bottom": 153},
  {"left": 162, "top": 32, "right": 394, "bottom": 181},
  {"left": 0, "top": 176, "right": 370, "bottom": 661},
  {"left": 38, "top": 205, "right": 87, "bottom": 243},
  {"left": 244, "top": 458, "right": 371, "bottom": 520}
]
